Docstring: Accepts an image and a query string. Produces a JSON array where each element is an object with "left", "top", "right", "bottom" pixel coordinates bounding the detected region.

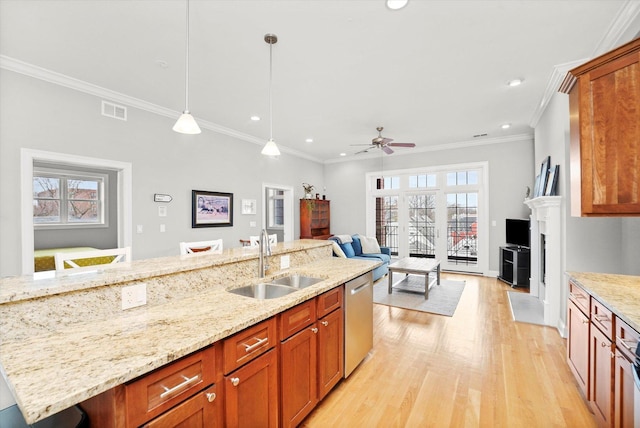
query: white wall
[
  {"left": 0, "top": 69, "right": 325, "bottom": 277},
  {"left": 324, "top": 137, "right": 535, "bottom": 274}
]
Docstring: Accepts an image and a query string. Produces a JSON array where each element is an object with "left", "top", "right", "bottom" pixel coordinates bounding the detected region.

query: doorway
[
  {"left": 20, "top": 149, "right": 132, "bottom": 274},
  {"left": 262, "top": 183, "right": 294, "bottom": 242}
]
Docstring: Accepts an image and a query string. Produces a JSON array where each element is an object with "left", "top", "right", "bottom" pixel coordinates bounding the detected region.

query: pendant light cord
[
  {"left": 184, "top": 0, "right": 190, "bottom": 113},
  {"left": 269, "top": 40, "right": 273, "bottom": 141}
]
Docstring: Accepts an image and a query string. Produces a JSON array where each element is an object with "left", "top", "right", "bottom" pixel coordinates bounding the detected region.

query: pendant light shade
[
  {"left": 173, "top": 0, "right": 201, "bottom": 134},
  {"left": 261, "top": 33, "right": 280, "bottom": 156}
]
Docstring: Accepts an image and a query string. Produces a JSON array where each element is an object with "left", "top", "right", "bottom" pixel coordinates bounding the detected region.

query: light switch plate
[
  {"left": 122, "top": 283, "right": 147, "bottom": 310},
  {"left": 280, "top": 255, "right": 290, "bottom": 269},
  {"left": 158, "top": 206, "right": 167, "bottom": 217}
]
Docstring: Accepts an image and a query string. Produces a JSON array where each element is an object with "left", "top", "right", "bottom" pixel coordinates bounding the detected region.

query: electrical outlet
[
  {"left": 122, "top": 283, "right": 147, "bottom": 310},
  {"left": 280, "top": 255, "right": 290, "bottom": 269}
]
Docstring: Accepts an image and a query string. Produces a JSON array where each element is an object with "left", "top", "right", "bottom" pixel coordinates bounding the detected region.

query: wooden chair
[
  {"left": 54, "top": 247, "right": 131, "bottom": 271},
  {"left": 179, "top": 239, "right": 223, "bottom": 255},
  {"left": 248, "top": 234, "right": 277, "bottom": 248}
]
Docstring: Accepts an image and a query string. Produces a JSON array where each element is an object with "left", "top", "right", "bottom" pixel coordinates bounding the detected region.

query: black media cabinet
[{"left": 498, "top": 246, "right": 530, "bottom": 287}]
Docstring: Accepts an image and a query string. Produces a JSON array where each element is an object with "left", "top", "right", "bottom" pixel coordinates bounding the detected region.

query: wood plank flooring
[{"left": 301, "top": 273, "right": 596, "bottom": 427}]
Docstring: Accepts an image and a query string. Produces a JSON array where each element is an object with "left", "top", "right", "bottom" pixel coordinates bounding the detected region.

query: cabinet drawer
[
  {"left": 568, "top": 280, "right": 590, "bottom": 315},
  {"left": 591, "top": 298, "right": 614, "bottom": 339},
  {"left": 615, "top": 316, "right": 640, "bottom": 361},
  {"left": 279, "top": 299, "right": 316, "bottom": 340},
  {"left": 317, "top": 286, "right": 343, "bottom": 319},
  {"left": 142, "top": 384, "right": 221, "bottom": 428},
  {"left": 125, "top": 346, "right": 216, "bottom": 428},
  {"left": 223, "top": 317, "right": 277, "bottom": 374}
]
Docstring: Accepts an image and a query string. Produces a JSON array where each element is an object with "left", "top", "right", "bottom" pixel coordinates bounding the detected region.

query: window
[
  {"left": 33, "top": 168, "right": 107, "bottom": 227},
  {"left": 267, "top": 188, "right": 284, "bottom": 228}
]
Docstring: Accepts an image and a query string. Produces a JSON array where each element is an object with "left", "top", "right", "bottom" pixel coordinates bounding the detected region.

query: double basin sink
[{"left": 228, "top": 274, "right": 323, "bottom": 299}]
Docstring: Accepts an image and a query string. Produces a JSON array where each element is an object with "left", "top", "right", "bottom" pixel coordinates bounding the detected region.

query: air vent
[
  {"left": 473, "top": 133, "right": 488, "bottom": 138},
  {"left": 101, "top": 101, "right": 127, "bottom": 121}
]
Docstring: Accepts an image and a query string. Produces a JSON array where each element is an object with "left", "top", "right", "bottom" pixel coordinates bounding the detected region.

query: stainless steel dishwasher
[{"left": 344, "top": 271, "right": 373, "bottom": 377}]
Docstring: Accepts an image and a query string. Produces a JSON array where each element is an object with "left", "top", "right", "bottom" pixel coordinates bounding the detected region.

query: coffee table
[{"left": 388, "top": 257, "right": 441, "bottom": 299}]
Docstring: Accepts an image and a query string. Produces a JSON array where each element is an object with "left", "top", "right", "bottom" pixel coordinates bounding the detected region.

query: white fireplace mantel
[{"left": 524, "top": 196, "right": 562, "bottom": 329}]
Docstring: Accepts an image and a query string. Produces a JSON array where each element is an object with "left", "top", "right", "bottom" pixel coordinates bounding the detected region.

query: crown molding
[{"left": 0, "top": 55, "right": 323, "bottom": 164}]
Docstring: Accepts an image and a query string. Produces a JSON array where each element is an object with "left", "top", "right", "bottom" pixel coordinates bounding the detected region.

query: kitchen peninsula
[{"left": 0, "top": 240, "right": 380, "bottom": 425}]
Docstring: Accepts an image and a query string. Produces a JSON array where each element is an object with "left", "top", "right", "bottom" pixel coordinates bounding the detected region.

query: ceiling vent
[{"left": 101, "top": 100, "right": 127, "bottom": 121}]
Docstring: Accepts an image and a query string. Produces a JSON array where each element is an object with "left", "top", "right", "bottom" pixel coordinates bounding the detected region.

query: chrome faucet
[{"left": 258, "top": 228, "right": 272, "bottom": 278}]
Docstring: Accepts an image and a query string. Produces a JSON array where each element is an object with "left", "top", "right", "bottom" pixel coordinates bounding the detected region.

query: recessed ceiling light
[
  {"left": 305, "top": 138, "right": 313, "bottom": 143},
  {"left": 387, "top": 0, "right": 408, "bottom": 10},
  {"left": 250, "top": 116, "right": 261, "bottom": 121},
  {"left": 501, "top": 123, "right": 511, "bottom": 129},
  {"left": 340, "top": 153, "right": 347, "bottom": 157},
  {"left": 507, "top": 79, "right": 523, "bottom": 87}
]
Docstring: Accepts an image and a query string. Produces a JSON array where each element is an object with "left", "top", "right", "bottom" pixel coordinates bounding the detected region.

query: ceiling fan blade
[
  {"left": 350, "top": 143, "right": 375, "bottom": 146},
  {"left": 382, "top": 146, "right": 394, "bottom": 155},
  {"left": 355, "top": 148, "right": 371, "bottom": 154},
  {"left": 381, "top": 137, "right": 394, "bottom": 144},
  {"left": 387, "top": 142, "right": 416, "bottom": 147}
]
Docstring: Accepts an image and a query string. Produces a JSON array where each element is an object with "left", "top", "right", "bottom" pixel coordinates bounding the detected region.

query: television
[{"left": 506, "top": 218, "right": 530, "bottom": 248}]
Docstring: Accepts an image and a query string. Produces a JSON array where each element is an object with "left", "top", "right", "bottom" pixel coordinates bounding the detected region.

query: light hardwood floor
[{"left": 301, "top": 273, "right": 596, "bottom": 427}]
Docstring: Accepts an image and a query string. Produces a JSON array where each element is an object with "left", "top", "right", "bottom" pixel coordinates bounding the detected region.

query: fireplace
[{"left": 524, "top": 196, "right": 562, "bottom": 331}]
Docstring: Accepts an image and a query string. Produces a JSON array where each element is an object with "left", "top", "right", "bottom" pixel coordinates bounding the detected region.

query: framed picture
[
  {"left": 545, "top": 165, "right": 559, "bottom": 196},
  {"left": 539, "top": 156, "right": 550, "bottom": 196},
  {"left": 192, "top": 190, "right": 233, "bottom": 228},
  {"left": 241, "top": 199, "right": 256, "bottom": 215}
]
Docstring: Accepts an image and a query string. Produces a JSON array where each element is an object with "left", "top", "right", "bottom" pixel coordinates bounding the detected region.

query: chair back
[
  {"left": 54, "top": 247, "right": 131, "bottom": 271},
  {"left": 179, "top": 239, "right": 223, "bottom": 255},
  {"left": 248, "top": 234, "right": 277, "bottom": 248}
]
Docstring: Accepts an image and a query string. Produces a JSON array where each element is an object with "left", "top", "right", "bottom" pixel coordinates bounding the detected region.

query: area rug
[
  {"left": 373, "top": 275, "right": 465, "bottom": 317},
  {"left": 507, "top": 291, "right": 545, "bottom": 326}
]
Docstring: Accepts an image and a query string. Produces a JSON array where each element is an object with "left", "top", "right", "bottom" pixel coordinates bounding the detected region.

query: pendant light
[
  {"left": 173, "top": 0, "right": 201, "bottom": 134},
  {"left": 261, "top": 33, "right": 280, "bottom": 156}
]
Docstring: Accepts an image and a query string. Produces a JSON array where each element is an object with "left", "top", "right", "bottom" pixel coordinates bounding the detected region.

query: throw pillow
[
  {"left": 360, "top": 236, "right": 381, "bottom": 254},
  {"left": 331, "top": 241, "right": 346, "bottom": 258}
]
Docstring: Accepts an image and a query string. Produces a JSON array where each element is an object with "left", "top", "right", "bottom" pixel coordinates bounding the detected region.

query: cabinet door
[
  {"left": 590, "top": 325, "right": 614, "bottom": 427},
  {"left": 578, "top": 48, "right": 640, "bottom": 215},
  {"left": 614, "top": 350, "right": 635, "bottom": 428},
  {"left": 280, "top": 325, "right": 318, "bottom": 428},
  {"left": 317, "top": 307, "right": 344, "bottom": 400},
  {"left": 143, "top": 385, "right": 221, "bottom": 428},
  {"left": 567, "top": 300, "right": 590, "bottom": 398},
  {"left": 224, "top": 349, "right": 278, "bottom": 428}
]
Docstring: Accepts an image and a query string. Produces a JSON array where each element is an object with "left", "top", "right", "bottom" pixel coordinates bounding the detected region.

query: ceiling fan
[{"left": 354, "top": 126, "right": 416, "bottom": 155}]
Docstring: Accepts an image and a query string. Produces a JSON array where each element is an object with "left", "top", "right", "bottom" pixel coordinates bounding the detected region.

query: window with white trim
[{"left": 33, "top": 167, "right": 107, "bottom": 227}]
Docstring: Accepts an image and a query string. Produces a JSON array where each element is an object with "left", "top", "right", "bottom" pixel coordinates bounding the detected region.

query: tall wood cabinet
[
  {"left": 559, "top": 38, "right": 640, "bottom": 216},
  {"left": 300, "top": 199, "right": 331, "bottom": 239}
]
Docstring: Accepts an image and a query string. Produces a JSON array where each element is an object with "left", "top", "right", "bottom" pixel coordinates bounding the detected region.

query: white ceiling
[{"left": 1, "top": 0, "right": 638, "bottom": 162}]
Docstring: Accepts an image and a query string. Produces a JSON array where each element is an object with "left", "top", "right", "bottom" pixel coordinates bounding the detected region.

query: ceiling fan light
[
  {"left": 173, "top": 111, "right": 201, "bottom": 134},
  {"left": 261, "top": 138, "right": 280, "bottom": 156}
]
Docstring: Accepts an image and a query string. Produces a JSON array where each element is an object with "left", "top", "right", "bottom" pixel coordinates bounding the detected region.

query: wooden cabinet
[
  {"left": 222, "top": 318, "right": 279, "bottom": 428},
  {"left": 560, "top": 38, "right": 640, "bottom": 216},
  {"left": 300, "top": 199, "right": 331, "bottom": 239},
  {"left": 614, "top": 317, "right": 640, "bottom": 428},
  {"left": 279, "top": 286, "right": 344, "bottom": 427},
  {"left": 568, "top": 298, "right": 590, "bottom": 398},
  {"left": 80, "top": 345, "right": 221, "bottom": 427},
  {"left": 590, "top": 321, "right": 614, "bottom": 427}
]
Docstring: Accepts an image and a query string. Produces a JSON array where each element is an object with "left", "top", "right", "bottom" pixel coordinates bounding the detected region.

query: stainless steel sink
[
  {"left": 228, "top": 283, "right": 299, "bottom": 299},
  {"left": 270, "top": 274, "right": 323, "bottom": 289}
]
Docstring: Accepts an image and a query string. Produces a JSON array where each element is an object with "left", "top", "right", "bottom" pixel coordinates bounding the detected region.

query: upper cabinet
[{"left": 559, "top": 38, "right": 640, "bottom": 216}]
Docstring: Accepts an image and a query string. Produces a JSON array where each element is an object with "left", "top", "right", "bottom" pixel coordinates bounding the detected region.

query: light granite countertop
[
  {"left": 0, "top": 244, "right": 380, "bottom": 424},
  {"left": 566, "top": 271, "right": 640, "bottom": 332}
]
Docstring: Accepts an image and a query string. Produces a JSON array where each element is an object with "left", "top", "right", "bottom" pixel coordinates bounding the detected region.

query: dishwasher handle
[{"left": 349, "top": 282, "right": 370, "bottom": 295}]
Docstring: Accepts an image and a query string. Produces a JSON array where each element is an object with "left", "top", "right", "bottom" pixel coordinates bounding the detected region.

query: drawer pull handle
[
  {"left": 206, "top": 392, "right": 216, "bottom": 402},
  {"left": 616, "top": 336, "right": 637, "bottom": 351},
  {"left": 243, "top": 337, "right": 268, "bottom": 353},
  {"left": 160, "top": 374, "right": 200, "bottom": 399},
  {"left": 311, "top": 327, "right": 318, "bottom": 334},
  {"left": 321, "top": 321, "right": 329, "bottom": 326},
  {"left": 231, "top": 377, "right": 240, "bottom": 387},
  {"left": 569, "top": 293, "right": 585, "bottom": 300},
  {"left": 593, "top": 314, "right": 609, "bottom": 322},
  {"left": 601, "top": 341, "right": 609, "bottom": 348},
  {"left": 581, "top": 319, "right": 589, "bottom": 324}
]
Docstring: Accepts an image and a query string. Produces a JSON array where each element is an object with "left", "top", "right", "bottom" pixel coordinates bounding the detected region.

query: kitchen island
[{"left": 0, "top": 240, "right": 380, "bottom": 424}]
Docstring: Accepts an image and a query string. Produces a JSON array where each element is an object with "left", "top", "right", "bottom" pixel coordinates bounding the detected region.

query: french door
[{"left": 368, "top": 164, "right": 486, "bottom": 274}]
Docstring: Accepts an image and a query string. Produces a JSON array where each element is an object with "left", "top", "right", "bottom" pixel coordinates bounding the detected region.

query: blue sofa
[{"left": 329, "top": 235, "right": 391, "bottom": 281}]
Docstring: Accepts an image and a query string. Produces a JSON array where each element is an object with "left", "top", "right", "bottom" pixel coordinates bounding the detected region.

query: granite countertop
[
  {"left": 0, "top": 253, "right": 380, "bottom": 424},
  {"left": 567, "top": 271, "right": 640, "bottom": 332}
]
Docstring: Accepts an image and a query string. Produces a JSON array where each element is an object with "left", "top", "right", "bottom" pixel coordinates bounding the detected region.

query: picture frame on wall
[
  {"left": 241, "top": 199, "right": 256, "bottom": 215},
  {"left": 192, "top": 190, "right": 233, "bottom": 228},
  {"left": 545, "top": 165, "right": 559, "bottom": 196}
]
